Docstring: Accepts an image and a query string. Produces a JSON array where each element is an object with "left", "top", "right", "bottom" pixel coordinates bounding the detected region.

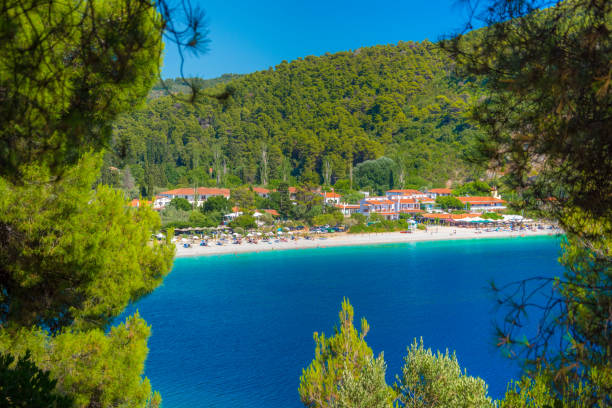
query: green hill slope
[{"left": 107, "top": 40, "right": 485, "bottom": 196}]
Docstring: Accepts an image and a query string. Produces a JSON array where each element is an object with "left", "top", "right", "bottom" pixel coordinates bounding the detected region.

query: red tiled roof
[
  {"left": 396, "top": 198, "right": 417, "bottom": 204},
  {"left": 429, "top": 188, "right": 452, "bottom": 194},
  {"left": 288, "top": 187, "right": 297, "bottom": 193},
  {"left": 159, "top": 187, "right": 195, "bottom": 195},
  {"left": 321, "top": 191, "right": 341, "bottom": 198},
  {"left": 160, "top": 187, "right": 230, "bottom": 196},
  {"left": 418, "top": 197, "right": 435, "bottom": 203},
  {"left": 334, "top": 204, "right": 360, "bottom": 209},
  {"left": 252, "top": 187, "right": 270, "bottom": 194},
  {"left": 366, "top": 199, "right": 395, "bottom": 205},
  {"left": 129, "top": 199, "right": 152, "bottom": 207},
  {"left": 456, "top": 196, "right": 506, "bottom": 204},
  {"left": 263, "top": 209, "right": 280, "bottom": 216},
  {"left": 197, "top": 187, "right": 230, "bottom": 195}
]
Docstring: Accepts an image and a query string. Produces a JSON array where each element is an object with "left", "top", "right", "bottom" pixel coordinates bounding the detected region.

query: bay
[{"left": 117, "top": 235, "right": 563, "bottom": 407}]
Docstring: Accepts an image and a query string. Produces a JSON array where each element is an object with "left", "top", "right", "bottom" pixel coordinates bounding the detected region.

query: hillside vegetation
[{"left": 107, "top": 40, "right": 485, "bottom": 196}]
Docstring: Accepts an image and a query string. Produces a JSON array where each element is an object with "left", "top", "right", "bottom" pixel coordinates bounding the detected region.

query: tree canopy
[
  {"left": 444, "top": 0, "right": 611, "bottom": 405},
  {"left": 106, "top": 40, "right": 487, "bottom": 197}
]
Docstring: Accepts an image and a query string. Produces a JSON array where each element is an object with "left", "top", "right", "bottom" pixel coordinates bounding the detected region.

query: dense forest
[{"left": 105, "top": 40, "right": 486, "bottom": 197}]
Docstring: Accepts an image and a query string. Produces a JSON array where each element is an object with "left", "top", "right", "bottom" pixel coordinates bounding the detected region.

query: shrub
[{"left": 169, "top": 197, "right": 192, "bottom": 211}]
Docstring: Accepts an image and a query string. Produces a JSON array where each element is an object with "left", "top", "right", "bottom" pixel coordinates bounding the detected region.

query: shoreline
[{"left": 174, "top": 226, "right": 559, "bottom": 258}]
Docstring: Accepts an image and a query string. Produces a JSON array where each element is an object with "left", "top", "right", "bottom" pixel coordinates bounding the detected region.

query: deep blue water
[{"left": 117, "top": 236, "right": 563, "bottom": 407}]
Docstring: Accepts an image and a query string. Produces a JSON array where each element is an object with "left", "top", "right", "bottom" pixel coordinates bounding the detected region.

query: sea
[{"left": 116, "top": 235, "right": 563, "bottom": 407}]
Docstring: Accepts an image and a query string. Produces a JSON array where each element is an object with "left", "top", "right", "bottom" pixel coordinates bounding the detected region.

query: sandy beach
[{"left": 174, "top": 226, "right": 558, "bottom": 258}]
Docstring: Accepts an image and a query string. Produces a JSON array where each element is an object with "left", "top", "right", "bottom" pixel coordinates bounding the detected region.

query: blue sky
[{"left": 161, "top": 0, "right": 472, "bottom": 79}]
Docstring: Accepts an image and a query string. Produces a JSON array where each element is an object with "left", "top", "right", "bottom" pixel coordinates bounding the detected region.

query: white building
[
  {"left": 157, "top": 187, "right": 230, "bottom": 208},
  {"left": 456, "top": 196, "right": 507, "bottom": 212}
]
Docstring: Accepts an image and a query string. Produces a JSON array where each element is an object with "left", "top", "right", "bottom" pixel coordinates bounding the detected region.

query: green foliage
[
  {"left": 481, "top": 212, "right": 503, "bottom": 220},
  {"left": 351, "top": 213, "right": 367, "bottom": 224},
  {"left": 353, "top": 157, "right": 397, "bottom": 194},
  {"left": 499, "top": 375, "right": 556, "bottom": 408},
  {"left": 276, "top": 183, "right": 293, "bottom": 218},
  {"left": 312, "top": 213, "right": 344, "bottom": 227},
  {"left": 201, "top": 195, "right": 231, "bottom": 214},
  {"left": 349, "top": 219, "right": 409, "bottom": 234},
  {"left": 341, "top": 191, "right": 366, "bottom": 204},
  {"left": 258, "top": 212, "right": 275, "bottom": 225},
  {"left": 395, "top": 338, "right": 493, "bottom": 408},
  {"left": 299, "top": 298, "right": 388, "bottom": 408},
  {"left": 435, "top": 196, "right": 464, "bottom": 210},
  {"left": 0, "top": 351, "right": 73, "bottom": 408},
  {"left": 230, "top": 215, "right": 257, "bottom": 230},
  {"left": 108, "top": 40, "right": 486, "bottom": 194},
  {"left": 0, "top": 314, "right": 161, "bottom": 408},
  {"left": 333, "top": 179, "right": 351, "bottom": 193},
  {"left": 0, "top": 0, "right": 163, "bottom": 180},
  {"left": 149, "top": 74, "right": 242, "bottom": 98},
  {"left": 445, "top": 1, "right": 612, "bottom": 403},
  {"left": 170, "top": 197, "right": 192, "bottom": 211},
  {"left": 0, "top": 154, "right": 175, "bottom": 333},
  {"left": 333, "top": 355, "right": 394, "bottom": 408},
  {"left": 188, "top": 211, "right": 207, "bottom": 225},
  {"left": 453, "top": 181, "right": 491, "bottom": 196},
  {"left": 231, "top": 187, "right": 256, "bottom": 210},
  {"left": 417, "top": 224, "right": 427, "bottom": 231}
]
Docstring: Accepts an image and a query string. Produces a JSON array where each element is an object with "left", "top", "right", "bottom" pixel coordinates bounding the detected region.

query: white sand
[{"left": 174, "top": 226, "right": 559, "bottom": 258}]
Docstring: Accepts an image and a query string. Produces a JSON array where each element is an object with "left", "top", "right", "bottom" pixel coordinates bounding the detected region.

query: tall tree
[
  {"left": 444, "top": 1, "right": 611, "bottom": 404},
  {"left": 0, "top": 0, "right": 208, "bottom": 405},
  {"left": 299, "top": 298, "right": 393, "bottom": 408},
  {"left": 395, "top": 338, "right": 493, "bottom": 408},
  {"left": 260, "top": 142, "right": 269, "bottom": 186}
]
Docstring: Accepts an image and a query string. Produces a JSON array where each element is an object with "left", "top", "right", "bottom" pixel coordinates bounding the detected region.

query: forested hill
[
  {"left": 107, "top": 40, "right": 485, "bottom": 197},
  {"left": 147, "top": 73, "right": 242, "bottom": 99}
]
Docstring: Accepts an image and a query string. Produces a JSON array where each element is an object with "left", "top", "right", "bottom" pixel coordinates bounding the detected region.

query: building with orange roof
[
  {"left": 417, "top": 196, "right": 436, "bottom": 211},
  {"left": 287, "top": 186, "right": 298, "bottom": 200},
  {"left": 157, "top": 187, "right": 230, "bottom": 208},
  {"left": 252, "top": 187, "right": 271, "bottom": 198},
  {"left": 128, "top": 198, "right": 152, "bottom": 208},
  {"left": 360, "top": 197, "right": 399, "bottom": 220},
  {"left": 319, "top": 191, "right": 342, "bottom": 205},
  {"left": 426, "top": 188, "right": 453, "bottom": 199},
  {"left": 456, "top": 196, "right": 506, "bottom": 212},
  {"left": 262, "top": 209, "right": 280, "bottom": 217}
]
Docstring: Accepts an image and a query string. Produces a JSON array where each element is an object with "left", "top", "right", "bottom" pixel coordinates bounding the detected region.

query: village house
[
  {"left": 319, "top": 191, "right": 342, "bottom": 205},
  {"left": 153, "top": 195, "right": 172, "bottom": 209},
  {"left": 288, "top": 187, "right": 298, "bottom": 200},
  {"left": 334, "top": 203, "right": 361, "bottom": 216},
  {"left": 456, "top": 196, "right": 506, "bottom": 212},
  {"left": 128, "top": 198, "right": 152, "bottom": 208},
  {"left": 426, "top": 188, "right": 453, "bottom": 199},
  {"left": 359, "top": 197, "right": 398, "bottom": 220},
  {"left": 417, "top": 196, "right": 436, "bottom": 212},
  {"left": 252, "top": 187, "right": 271, "bottom": 198},
  {"left": 157, "top": 187, "right": 230, "bottom": 208}
]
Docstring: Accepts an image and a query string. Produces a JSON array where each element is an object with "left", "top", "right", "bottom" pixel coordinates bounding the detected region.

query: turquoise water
[{"left": 118, "top": 236, "right": 563, "bottom": 407}]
